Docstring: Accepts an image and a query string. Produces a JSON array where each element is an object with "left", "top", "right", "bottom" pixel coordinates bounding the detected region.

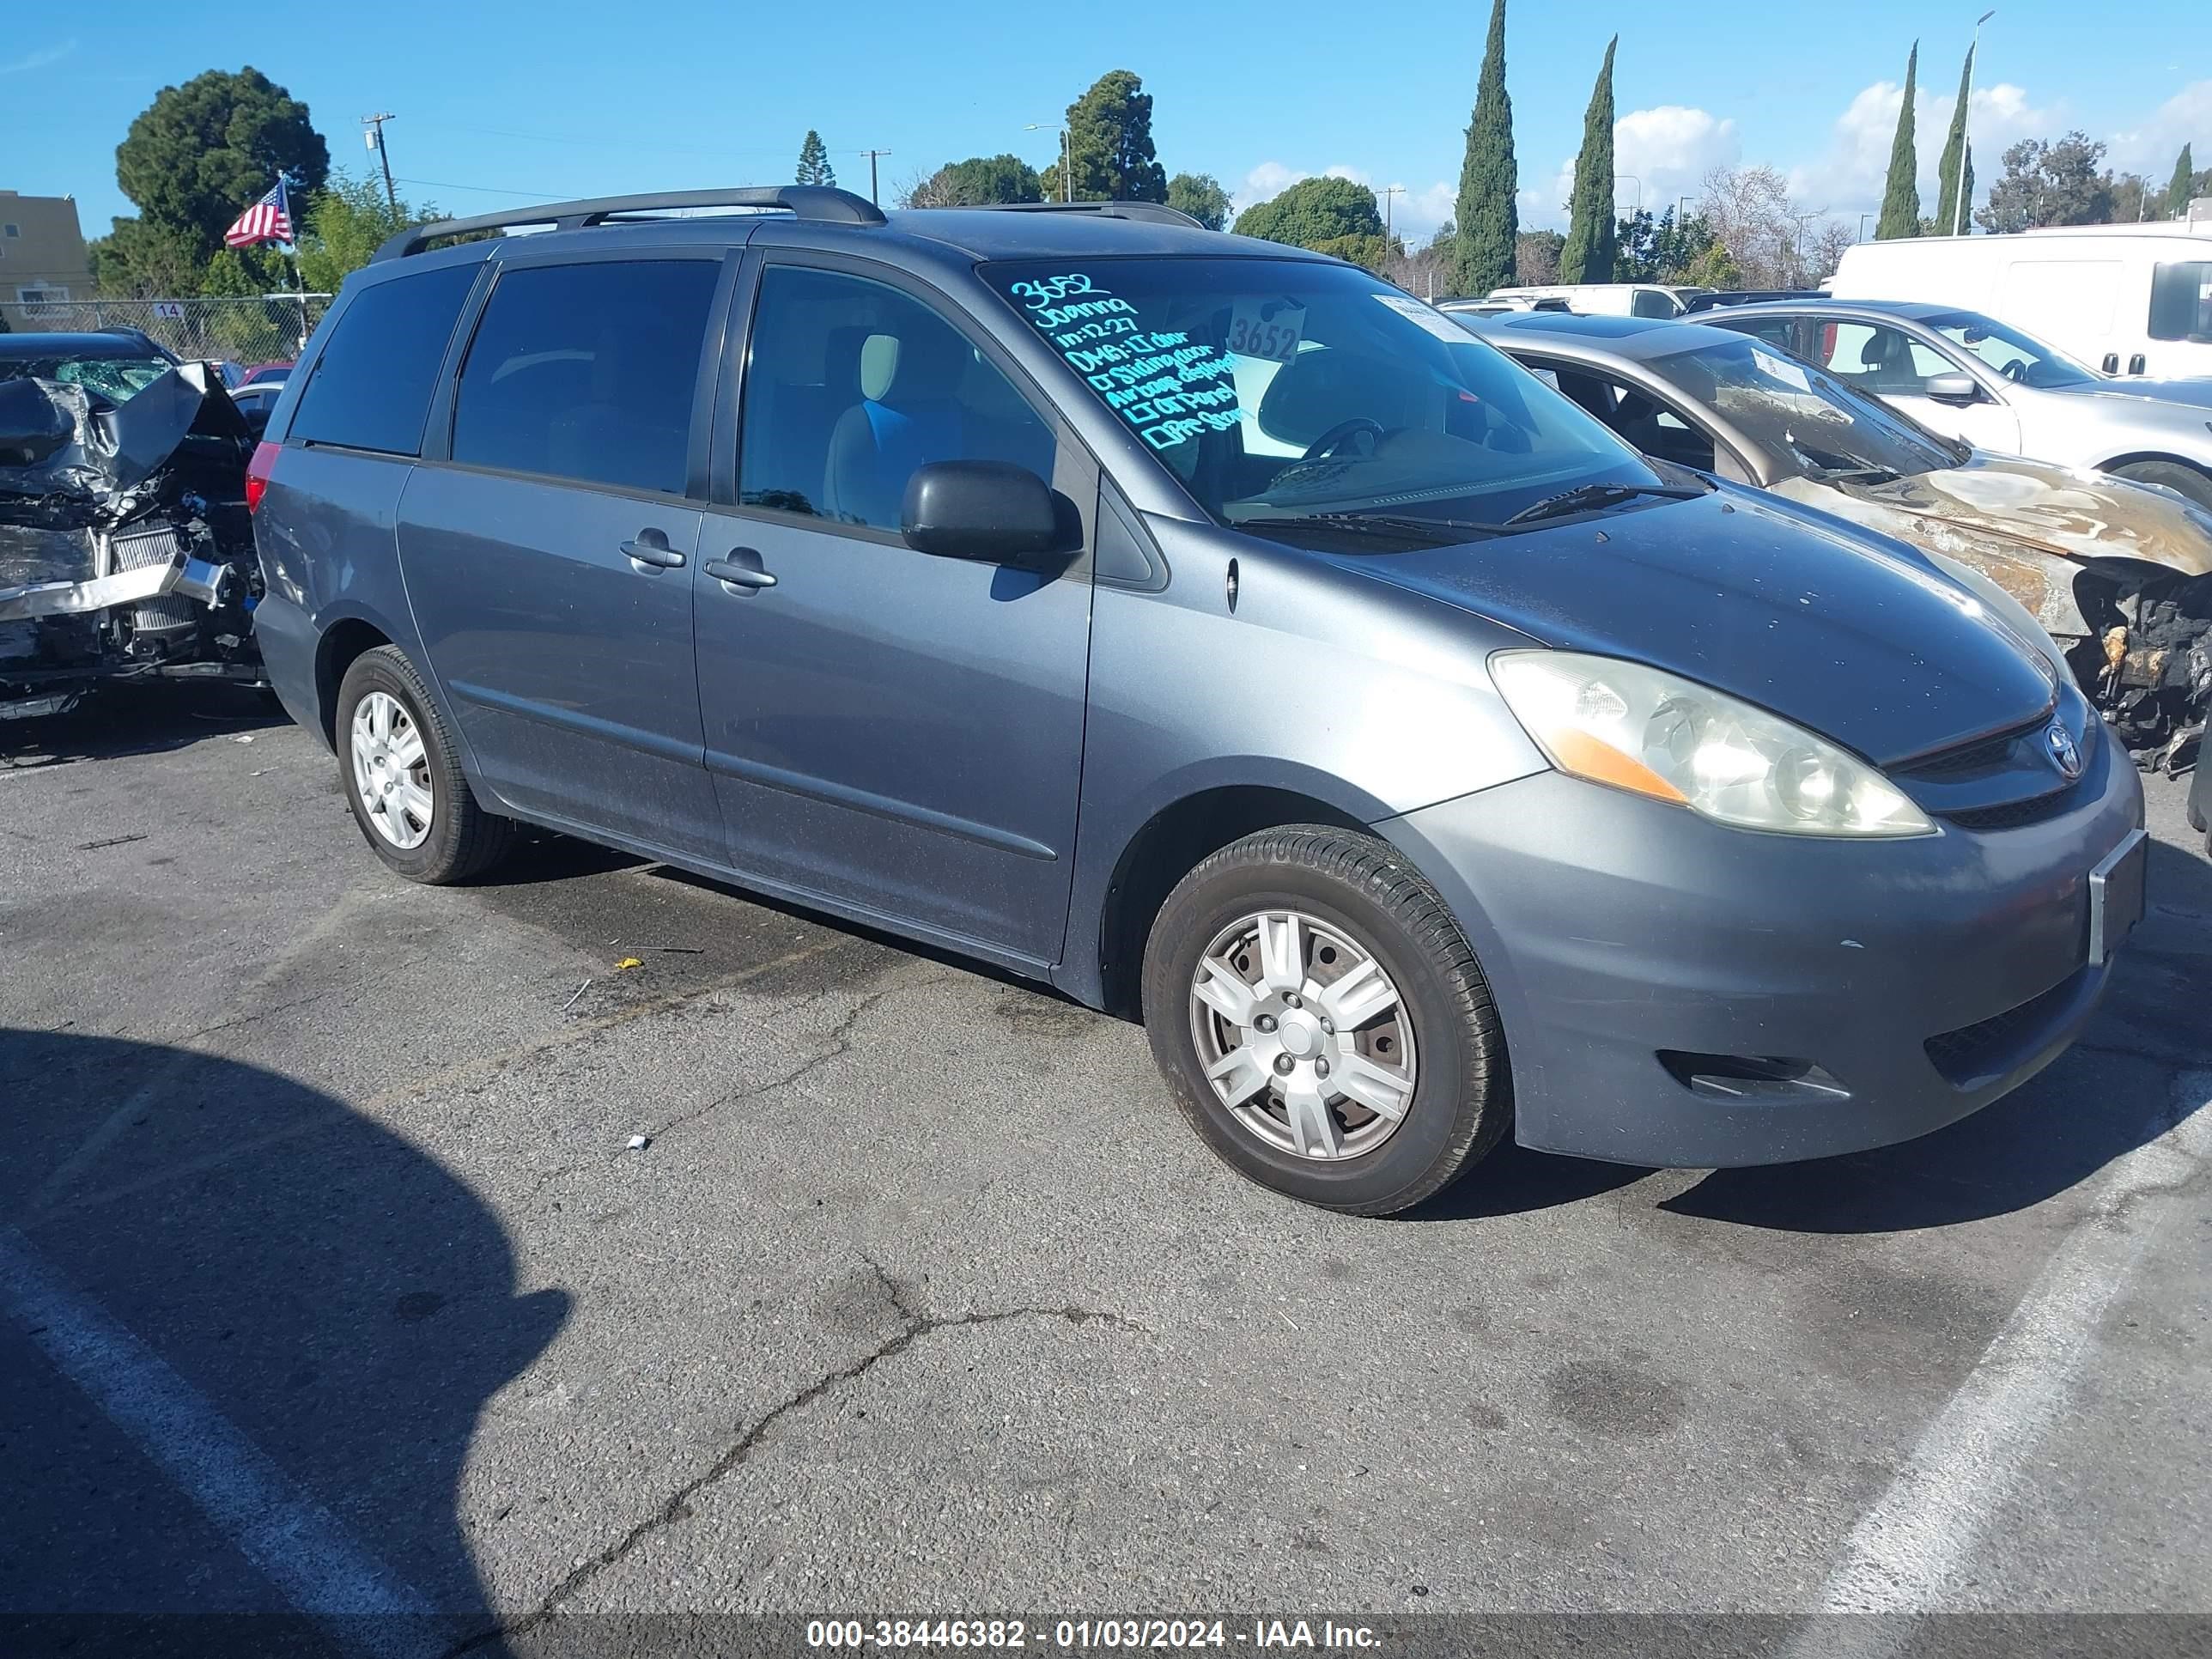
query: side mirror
[
  {"left": 1923, "top": 374, "right": 1982, "bottom": 406},
  {"left": 901, "top": 461, "right": 1073, "bottom": 569}
]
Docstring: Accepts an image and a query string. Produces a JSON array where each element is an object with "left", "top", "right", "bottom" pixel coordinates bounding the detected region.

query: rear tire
[
  {"left": 1140, "top": 824, "right": 1511, "bottom": 1216},
  {"left": 336, "top": 646, "right": 515, "bottom": 884},
  {"left": 2112, "top": 459, "right": 2212, "bottom": 513}
]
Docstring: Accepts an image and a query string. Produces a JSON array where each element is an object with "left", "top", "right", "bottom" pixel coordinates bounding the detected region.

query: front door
[
  {"left": 692, "top": 258, "right": 1093, "bottom": 967},
  {"left": 1805, "top": 316, "right": 2022, "bottom": 453},
  {"left": 398, "top": 252, "right": 728, "bottom": 857}
]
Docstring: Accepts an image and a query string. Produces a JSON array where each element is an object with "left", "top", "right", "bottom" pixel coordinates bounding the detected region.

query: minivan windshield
[
  {"left": 1650, "top": 337, "right": 1962, "bottom": 480},
  {"left": 985, "top": 258, "right": 1671, "bottom": 537},
  {"left": 1922, "top": 311, "right": 2098, "bottom": 388}
]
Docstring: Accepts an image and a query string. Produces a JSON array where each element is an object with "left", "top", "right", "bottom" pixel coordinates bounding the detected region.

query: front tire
[
  {"left": 2112, "top": 459, "right": 2212, "bottom": 513},
  {"left": 1140, "top": 825, "right": 1511, "bottom": 1216},
  {"left": 337, "top": 647, "right": 515, "bottom": 884}
]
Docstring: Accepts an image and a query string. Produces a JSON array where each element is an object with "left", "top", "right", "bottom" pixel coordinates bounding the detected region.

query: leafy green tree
[
  {"left": 295, "top": 171, "right": 441, "bottom": 292},
  {"left": 1613, "top": 208, "right": 1717, "bottom": 283},
  {"left": 1310, "top": 233, "right": 1400, "bottom": 274},
  {"left": 1977, "top": 131, "right": 2115, "bottom": 232},
  {"left": 1559, "top": 37, "right": 1619, "bottom": 283},
  {"left": 88, "top": 217, "right": 209, "bottom": 297},
  {"left": 1452, "top": 0, "right": 1519, "bottom": 295},
  {"left": 1876, "top": 44, "right": 1922, "bottom": 239},
  {"left": 1039, "top": 70, "right": 1168, "bottom": 203},
  {"left": 904, "top": 155, "right": 1042, "bottom": 207},
  {"left": 2168, "top": 144, "right": 2197, "bottom": 219},
  {"left": 1680, "top": 240, "right": 1743, "bottom": 289},
  {"left": 1233, "top": 176, "right": 1384, "bottom": 248},
  {"left": 1931, "top": 45, "right": 1976, "bottom": 235},
  {"left": 795, "top": 130, "right": 836, "bottom": 188},
  {"left": 111, "top": 68, "right": 329, "bottom": 265},
  {"left": 1166, "top": 172, "right": 1233, "bottom": 231}
]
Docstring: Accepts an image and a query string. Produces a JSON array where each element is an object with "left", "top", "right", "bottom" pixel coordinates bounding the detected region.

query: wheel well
[
  {"left": 2100, "top": 453, "right": 2212, "bottom": 481},
  {"left": 313, "top": 620, "right": 392, "bottom": 747},
  {"left": 1097, "top": 786, "right": 1367, "bottom": 1019}
]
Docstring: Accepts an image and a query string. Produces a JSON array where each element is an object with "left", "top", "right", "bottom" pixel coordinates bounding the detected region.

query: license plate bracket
[{"left": 2088, "top": 828, "right": 2148, "bottom": 966}]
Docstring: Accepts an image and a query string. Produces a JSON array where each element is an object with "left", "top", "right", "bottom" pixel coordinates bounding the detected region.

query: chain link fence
[{"left": 1, "top": 295, "right": 331, "bottom": 368}]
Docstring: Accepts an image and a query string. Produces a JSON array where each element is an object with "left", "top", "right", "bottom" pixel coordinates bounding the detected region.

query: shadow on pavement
[
  {"left": 0, "top": 1030, "right": 564, "bottom": 1658},
  {"left": 0, "top": 684, "right": 289, "bottom": 773}
]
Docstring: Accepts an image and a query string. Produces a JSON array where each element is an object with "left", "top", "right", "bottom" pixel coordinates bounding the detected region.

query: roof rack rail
[
  {"left": 373, "top": 185, "right": 886, "bottom": 262},
  {"left": 982, "top": 201, "right": 1207, "bottom": 230}
]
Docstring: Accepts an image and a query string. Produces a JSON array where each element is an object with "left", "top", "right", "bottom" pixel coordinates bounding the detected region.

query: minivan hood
[
  {"left": 1358, "top": 489, "right": 2057, "bottom": 768},
  {"left": 1822, "top": 452, "right": 2212, "bottom": 580}
]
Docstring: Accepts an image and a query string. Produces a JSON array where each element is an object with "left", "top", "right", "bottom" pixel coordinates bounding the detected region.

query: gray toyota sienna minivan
[{"left": 248, "top": 186, "right": 2146, "bottom": 1215}]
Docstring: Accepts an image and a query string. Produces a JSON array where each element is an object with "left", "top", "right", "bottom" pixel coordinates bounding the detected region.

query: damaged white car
[{"left": 1, "top": 330, "right": 263, "bottom": 720}]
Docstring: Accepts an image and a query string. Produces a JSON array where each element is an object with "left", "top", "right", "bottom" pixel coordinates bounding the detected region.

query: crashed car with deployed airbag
[
  {"left": 1, "top": 331, "right": 263, "bottom": 719},
  {"left": 1468, "top": 310, "right": 2212, "bottom": 773}
]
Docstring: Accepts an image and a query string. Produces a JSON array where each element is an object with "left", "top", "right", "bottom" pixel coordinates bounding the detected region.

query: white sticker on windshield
[
  {"left": 1227, "top": 297, "right": 1305, "bottom": 363},
  {"left": 1374, "top": 294, "right": 1476, "bottom": 343},
  {"left": 1751, "top": 346, "right": 1813, "bottom": 393}
]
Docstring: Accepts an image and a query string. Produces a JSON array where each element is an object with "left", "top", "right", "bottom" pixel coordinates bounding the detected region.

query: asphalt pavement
[{"left": 2, "top": 690, "right": 2207, "bottom": 1659}]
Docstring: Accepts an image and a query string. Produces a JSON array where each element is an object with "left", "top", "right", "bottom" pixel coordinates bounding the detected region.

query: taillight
[{"left": 245, "top": 441, "right": 279, "bottom": 514}]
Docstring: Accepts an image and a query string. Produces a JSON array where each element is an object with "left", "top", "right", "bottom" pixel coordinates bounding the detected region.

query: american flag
[{"left": 223, "top": 179, "right": 295, "bottom": 249}]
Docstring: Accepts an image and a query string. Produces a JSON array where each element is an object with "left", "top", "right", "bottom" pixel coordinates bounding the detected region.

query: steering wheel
[
  {"left": 2002, "top": 359, "right": 2030, "bottom": 383},
  {"left": 1302, "top": 417, "right": 1387, "bottom": 462}
]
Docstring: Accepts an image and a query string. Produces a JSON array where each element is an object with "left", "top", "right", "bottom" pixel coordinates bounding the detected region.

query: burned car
[
  {"left": 2, "top": 331, "right": 263, "bottom": 719},
  {"left": 1468, "top": 310, "right": 2212, "bottom": 771}
]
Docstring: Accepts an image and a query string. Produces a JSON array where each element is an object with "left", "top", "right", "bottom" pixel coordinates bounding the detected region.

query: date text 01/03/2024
[{"left": 804, "top": 1617, "right": 1383, "bottom": 1649}]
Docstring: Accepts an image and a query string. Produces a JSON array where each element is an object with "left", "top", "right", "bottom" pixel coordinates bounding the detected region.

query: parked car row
[{"left": 240, "top": 185, "right": 2157, "bottom": 1217}]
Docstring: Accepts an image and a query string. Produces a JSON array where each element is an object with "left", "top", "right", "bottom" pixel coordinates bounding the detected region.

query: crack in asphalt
[{"left": 441, "top": 1251, "right": 1151, "bottom": 1656}]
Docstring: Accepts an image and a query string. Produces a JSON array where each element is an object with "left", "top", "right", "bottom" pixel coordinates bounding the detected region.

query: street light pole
[
  {"left": 1024, "top": 123, "right": 1072, "bottom": 202},
  {"left": 1955, "top": 9, "right": 1996, "bottom": 236}
]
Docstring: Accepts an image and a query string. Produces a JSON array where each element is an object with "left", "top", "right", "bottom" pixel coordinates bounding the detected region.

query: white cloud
[
  {"left": 1787, "top": 77, "right": 2057, "bottom": 224},
  {"left": 1236, "top": 160, "right": 1310, "bottom": 216},
  {"left": 2109, "top": 81, "right": 2212, "bottom": 175},
  {"left": 0, "top": 38, "right": 76, "bottom": 76},
  {"left": 1530, "top": 106, "right": 1740, "bottom": 231},
  {"left": 1232, "top": 160, "right": 1457, "bottom": 240}
]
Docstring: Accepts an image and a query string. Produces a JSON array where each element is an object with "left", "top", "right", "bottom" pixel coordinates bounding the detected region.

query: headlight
[{"left": 1491, "top": 650, "right": 1936, "bottom": 837}]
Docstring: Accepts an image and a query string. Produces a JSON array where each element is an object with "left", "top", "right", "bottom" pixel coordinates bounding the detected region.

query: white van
[
  {"left": 1829, "top": 225, "right": 2212, "bottom": 380},
  {"left": 1483, "top": 283, "right": 1704, "bottom": 319}
]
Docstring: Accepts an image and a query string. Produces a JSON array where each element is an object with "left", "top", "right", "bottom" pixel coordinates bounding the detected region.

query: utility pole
[
  {"left": 1381, "top": 185, "right": 1405, "bottom": 239},
  {"left": 860, "top": 149, "right": 891, "bottom": 205},
  {"left": 362, "top": 112, "right": 399, "bottom": 216}
]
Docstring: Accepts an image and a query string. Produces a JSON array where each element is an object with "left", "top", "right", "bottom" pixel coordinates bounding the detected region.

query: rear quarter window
[{"left": 288, "top": 264, "right": 477, "bottom": 455}]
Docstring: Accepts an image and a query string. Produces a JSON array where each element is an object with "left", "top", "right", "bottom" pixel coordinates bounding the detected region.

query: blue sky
[{"left": 3, "top": 0, "right": 2205, "bottom": 248}]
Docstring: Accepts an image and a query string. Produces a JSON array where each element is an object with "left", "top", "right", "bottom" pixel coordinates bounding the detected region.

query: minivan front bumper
[{"left": 1379, "top": 736, "right": 2144, "bottom": 1168}]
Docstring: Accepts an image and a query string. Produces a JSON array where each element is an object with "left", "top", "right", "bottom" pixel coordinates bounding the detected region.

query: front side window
[
  {"left": 450, "top": 259, "right": 718, "bottom": 495},
  {"left": 1807, "top": 321, "right": 1952, "bottom": 396},
  {"left": 2148, "top": 262, "right": 2212, "bottom": 344},
  {"left": 1922, "top": 310, "right": 2097, "bottom": 386},
  {"left": 738, "top": 264, "right": 1057, "bottom": 531},
  {"left": 984, "top": 257, "right": 1660, "bottom": 535},
  {"left": 290, "top": 263, "right": 477, "bottom": 456},
  {"left": 1646, "top": 338, "right": 1961, "bottom": 481}
]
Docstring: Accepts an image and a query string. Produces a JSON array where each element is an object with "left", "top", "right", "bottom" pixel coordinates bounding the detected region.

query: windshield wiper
[
  {"left": 1498, "top": 481, "right": 1706, "bottom": 528},
  {"left": 1237, "top": 511, "right": 1504, "bottom": 544}
]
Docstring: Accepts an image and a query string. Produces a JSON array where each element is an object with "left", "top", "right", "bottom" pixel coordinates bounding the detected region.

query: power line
[{"left": 392, "top": 175, "right": 571, "bottom": 201}]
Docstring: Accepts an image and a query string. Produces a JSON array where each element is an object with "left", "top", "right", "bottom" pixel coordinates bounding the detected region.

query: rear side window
[
  {"left": 289, "top": 264, "right": 476, "bottom": 455},
  {"left": 2148, "top": 262, "right": 2212, "bottom": 344},
  {"left": 449, "top": 259, "right": 719, "bottom": 495}
]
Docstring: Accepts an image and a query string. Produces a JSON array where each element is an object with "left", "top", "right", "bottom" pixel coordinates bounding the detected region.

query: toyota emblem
[{"left": 2045, "top": 721, "right": 2082, "bottom": 781}]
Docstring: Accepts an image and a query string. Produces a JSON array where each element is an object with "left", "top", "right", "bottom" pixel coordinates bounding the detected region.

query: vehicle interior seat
[
  {"left": 823, "top": 326, "right": 975, "bottom": 527},
  {"left": 545, "top": 325, "right": 688, "bottom": 492}
]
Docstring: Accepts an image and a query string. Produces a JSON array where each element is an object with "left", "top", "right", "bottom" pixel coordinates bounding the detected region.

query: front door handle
[
  {"left": 621, "top": 534, "right": 686, "bottom": 571},
  {"left": 703, "top": 549, "right": 777, "bottom": 592}
]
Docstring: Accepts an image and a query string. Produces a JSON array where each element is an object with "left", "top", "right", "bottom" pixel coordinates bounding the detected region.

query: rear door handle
[
  {"left": 703, "top": 550, "right": 777, "bottom": 591},
  {"left": 621, "top": 536, "right": 686, "bottom": 570}
]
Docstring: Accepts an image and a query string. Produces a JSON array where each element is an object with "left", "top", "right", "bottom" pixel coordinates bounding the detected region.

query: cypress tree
[
  {"left": 1451, "top": 0, "right": 1519, "bottom": 296},
  {"left": 1876, "top": 43, "right": 1922, "bottom": 239},
  {"left": 1559, "top": 37, "right": 1619, "bottom": 283},
  {"left": 2167, "top": 144, "right": 2197, "bottom": 219},
  {"left": 1932, "top": 46, "right": 1975, "bottom": 235},
  {"left": 795, "top": 131, "right": 836, "bottom": 188}
]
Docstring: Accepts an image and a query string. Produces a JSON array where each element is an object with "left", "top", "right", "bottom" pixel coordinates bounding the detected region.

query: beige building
[{"left": 0, "top": 191, "right": 93, "bottom": 307}]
